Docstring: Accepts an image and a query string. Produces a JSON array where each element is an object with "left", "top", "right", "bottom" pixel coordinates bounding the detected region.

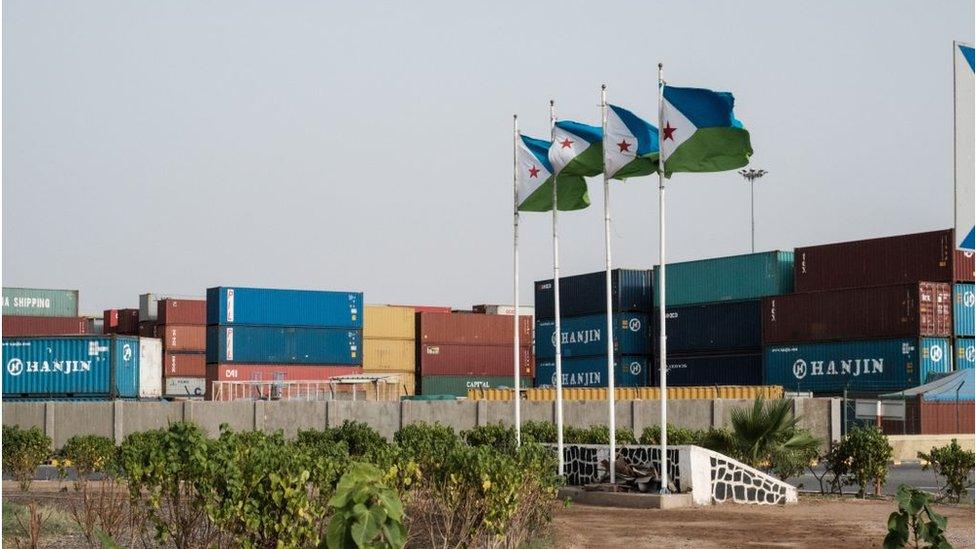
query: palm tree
[{"left": 706, "top": 397, "right": 821, "bottom": 479}]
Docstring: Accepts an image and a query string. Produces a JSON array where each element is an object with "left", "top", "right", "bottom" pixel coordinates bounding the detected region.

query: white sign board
[
  {"left": 854, "top": 399, "right": 906, "bottom": 421},
  {"left": 955, "top": 41, "right": 975, "bottom": 251}
]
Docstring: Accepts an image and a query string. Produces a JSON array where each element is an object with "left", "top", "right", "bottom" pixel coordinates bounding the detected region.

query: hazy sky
[{"left": 4, "top": 1, "right": 974, "bottom": 315}]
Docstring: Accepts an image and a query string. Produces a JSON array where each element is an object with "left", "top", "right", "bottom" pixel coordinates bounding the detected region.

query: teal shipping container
[
  {"left": 535, "top": 355, "right": 647, "bottom": 388},
  {"left": 764, "top": 337, "right": 952, "bottom": 394},
  {"left": 3, "top": 287, "right": 79, "bottom": 317},
  {"left": 535, "top": 313, "right": 649, "bottom": 359},
  {"left": 652, "top": 251, "right": 794, "bottom": 306},
  {"left": 207, "top": 287, "right": 363, "bottom": 328},
  {"left": 956, "top": 338, "right": 974, "bottom": 370},
  {"left": 2, "top": 335, "right": 149, "bottom": 398},
  {"left": 954, "top": 283, "right": 974, "bottom": 337}
]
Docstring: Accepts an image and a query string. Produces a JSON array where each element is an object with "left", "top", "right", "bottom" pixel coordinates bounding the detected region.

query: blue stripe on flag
[
  {"left": 961, "top": 44, "right": 975, "bottom": 72},
  {"left": 554, "top": 120, "right": 603, "bottom": 144},
  {"left": 609, "top": 104, "right": 659, "bottom": 155},
  {"left": 663, "top": 86, "right": 738, "bottom": 128},
  {"left": 963, "top": 227, "right": 976, "bottom": 251},
  {"left": 521, "top": 134, "right": 554, "bottom": 172}
]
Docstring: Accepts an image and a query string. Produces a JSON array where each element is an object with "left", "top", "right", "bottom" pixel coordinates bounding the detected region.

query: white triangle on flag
[
  {"left": 517, "top": 139, "right": 550, "bottom": 206},
  {"left": 660, "top": 97, "right": 696, "bottom": 163},
  {"left": 605, "top": 108, "right": 638, "bottom": 178},
  {"left": 549, "top": 125, "right": 592, "bottom": 175}
]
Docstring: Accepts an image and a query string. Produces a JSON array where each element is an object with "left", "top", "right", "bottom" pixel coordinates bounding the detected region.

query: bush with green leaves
[
  {"left": 919, "top": 438, "right": 975, "bottom": 503},
  {"left": 638, "top": 425, "right": 715, "bottom": 446},
  {"left": 461, "top": 423, "right": 517, "bottom": 452},
  {"left": 883, "top": 484, "right": 951, "bottom": 549},
  {"left": 325, "top": 462, "right": 407, "bottom": 549},
  {"left": 521, "top": 421, "right": 557, "bottom": 443},
  {"left": 394, "top": 422, "right": 459, "bottom": 467},
  {"left": 831, "top": 426, "right": 893, "bottom": 498},
  {"left": 2, "top": 425, "right": 52, "bottom": 491},
  {"left": 58, "top": 434, "right": 117, "bottom": 484}
]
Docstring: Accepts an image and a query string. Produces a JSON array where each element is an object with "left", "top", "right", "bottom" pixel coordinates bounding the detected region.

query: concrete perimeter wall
[{"left": 2, "top": 398, "right": 839, "bottom": 449}]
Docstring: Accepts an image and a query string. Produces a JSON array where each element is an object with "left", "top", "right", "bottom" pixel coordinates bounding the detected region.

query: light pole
[{"left": 738, "top": 169, "right": 767, "bottom": 252}]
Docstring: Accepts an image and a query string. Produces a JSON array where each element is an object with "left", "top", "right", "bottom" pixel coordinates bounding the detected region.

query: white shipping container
[
  {"left": 138, "top": 337, "right": 163, "bottom": 398},
  {"left": 140, "top": 292, "right": 202, "bottom": 321},
  {"left": 473, "top": 304, "right": 535, "bottom": 316},
  {"left": 165, "top": 377, "right": 205, "bottom": 398}
]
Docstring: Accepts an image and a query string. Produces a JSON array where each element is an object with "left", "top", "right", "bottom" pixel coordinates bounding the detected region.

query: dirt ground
[{"left": 553, "top": 497, "right": 975, "bottom": 549}]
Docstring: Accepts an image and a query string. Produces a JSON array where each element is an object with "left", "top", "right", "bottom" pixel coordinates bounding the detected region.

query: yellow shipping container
[
  {"left": 474, "top": 385, "right": 784, "bottom": 402},
  {"left": 364, "top": 305, "right": 415, "bottom": 340},
  {"left": 363, "top": 369, "right": 416, "bottom": 396},
  {"left": 363, "top": 338, "right": 416, "bottom": 371}
]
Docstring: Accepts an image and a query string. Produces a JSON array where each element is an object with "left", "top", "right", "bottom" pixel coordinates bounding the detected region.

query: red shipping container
[
  {"left": 794, "top": 229, "right": 973, "bottom": 292},
  {"left": 206, "top": 364, "right": 363, "bottom": 400},
  {"left": 419, "top": 344, "right": 534, "bottom": 377},
  {"left": 157, "top": 299, "right": 206, "bottom": 325},
  {"left": 138, "top": 321, "right": 159, "bottom": 337},
  {"left": 104, "top": 309, "right": 140, "bottom": 335},
  {"left": 956, "top": 250, "right": 975, "bottom": 282},
  {"left": 160, "top": 325, "right": 206, "bottom": 351},
  {"left": 918, "top": 400, "right": 974, "bottom": 434},
  {"left": 163, "top": 352, "right": 206, "bottom": 377},
  {"left": 2, "top": 315, "right": 89, "bottom": 336},
  {"left": 762, "top": 282, "right": 953, "bottom": 344},
  {"left": 417, "top": 312, "right": 532, "bottom": 346}
]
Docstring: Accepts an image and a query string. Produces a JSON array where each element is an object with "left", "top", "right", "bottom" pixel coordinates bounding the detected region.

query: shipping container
[
  {"left": 793, "top": 230, "right": 974, "bottom": 292},
  {"left": 206, "top": 287, "right": 363, "bottom": 328},
  {"left": 163, "top": 352, "right": 207, "bottom": 377},
  {"left": 650, "top": 353, "right": 763, "bottom": 387},
  {"left": 2, "top": 335, "right": 158, "bottom": 399},
  {"left": 2, "top": 315, "right": 89, "bottom": 337},
  {"left": 472, "top": 304, "right": 536, "bottom": 316},
  {"left": 86, "top": 317, "right": 104, "bottom": 335},
  {"left": 396, "top": 305, "right": 452, "bottom": 314},
  {"left": 104, "top": 309, "right": 140, "bottom": 335},
  {"left": 954, "top": 283, "right": 974, "bottom": 337},
  {"left": 535, "top": 268, "right": 653, "bottom": 320},
  {"left": 655, "top": 300, "right": 761, "bottom": 354},
  {"left": 138, "top": 338, "right": 163, "bottom": 398},
  {"left": 157, "top": 299, "right": 207, "bottom": 325},
  {"left": 417, "top": 312, "right": 532, "bottom": 346},
  {"left": 956, "top": 338, "right": 974, "bottom": 369},
  {"left": 652, "top": 251, "right": 794, "bottom": 307},
  {"left": 762, "top": 282, "right": 953, "bottom": 344},
  {"left": 534, "top": 355, "right": 648, "bottom": 388},
  {"left": 363, "top": 338, "right": 415, "bottom": 371},
  {"left": 165, "top": 377, "right": 206, "bottom": 398},
  {"left": 763, "top": 337, "right": 953, "bottom": 394},
  {"left": 364, "top": 305, "right": 415, "bottom": 340},
  {"left": 206, "top": 363, "right": 364, "bottom": 382},
  {"left": 959, "top": 250, "right": 976, "bottom": 282},
  {"left": 138, "top": 321, "right": 159, "bottom": 338},
  {"left": 418, "top": 344, "right": 533, "bottom": 377},
  {"left": 419, "top": 375, "right": 530, "bottom": 396},
  {"left": 206, "top": 325, "right": 362, "bottom": 365},
  {"left": 159, "top": 325, "right": 206, "bottom": 351},
  {"left": 2, "top": 288, "right": 79, "bottom": 317},
  {"left": 140, "top": 293, "right": 201, "bottom": 322},
  {"left": 535, "top": 313, "right": 650, "bottom": 359}
]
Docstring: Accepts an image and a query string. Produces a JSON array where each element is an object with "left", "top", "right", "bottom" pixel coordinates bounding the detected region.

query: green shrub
[
  {"left": 394, "top": 423, "right": 459, "bottom": 466},
  {"left": 521, "top": 421, "right": 556, "bottom": 444},
  {"left": 883, "top": 484, "right": 950, "bottom": 549},
  {"left": 461, "top": 423, "right": 517, "bottom": 453},
  {"left": 2, "top": 425, "right": 52, "bottom": 491},
  {"left": 919, "top": 438, "right": 975, "bottom": 503},
  {"left": 325, "top": 462, "right": 407, "bottom": 549},
  {"left": 831, "top": 426, "right": 893, "bottom": 498},
  {"left": 562, "top": 425, "right": 636, "bottom": 445},
  {"left": 638, "top": 425, "right": 711, "bottom": 446},
  {"left": 58, "top": 434, "right": 117, "bottom": 485},
  {"left": 332, "top": 421, "right": 388, "bottom": 458}
]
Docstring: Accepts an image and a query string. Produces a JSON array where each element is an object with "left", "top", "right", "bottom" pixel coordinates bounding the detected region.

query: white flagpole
[
  {"left": 550, "top": 99, "right": 565, "bottom": 476},
  {"left": 657, "top": 62, "right": 669, "bottom": 494},
  {"left": 601, "top": 84, "right": 617, "bottom": 485},
  {"left": 513, "top": 114, "right": 522, "bottom": 447}
]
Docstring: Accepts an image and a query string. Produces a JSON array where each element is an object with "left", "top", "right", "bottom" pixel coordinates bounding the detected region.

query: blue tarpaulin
[{"left": 882, "top": 369, "right": 974, "bottom": 402}]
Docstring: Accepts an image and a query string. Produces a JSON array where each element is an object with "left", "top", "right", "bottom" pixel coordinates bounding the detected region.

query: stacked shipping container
[
  {"left": 156, "top": 299, "right": 207, "bottom": 398},
  {"left": 954, "top": 282, "right": 974, "bottom": 370},
  {"left": 103, "top": 309, "right": 140, "bottom": 335},
  {"left": 417, "top": 311, "right": 533, "bottom": 396},
  {"left": 534, "top": 269, "right": 653, "bottom": 388},
  {"left": 361, "top": 305, "right": 424, "bottom": 395},
  {"left": 204, "top": 287, "right": 364, "bottom": 399},
  {"left": 762, "top": 230, "right": 970, "bottom": 395},
  {"left": 2, "top": 287, "right": 89, "bottom": 336}
]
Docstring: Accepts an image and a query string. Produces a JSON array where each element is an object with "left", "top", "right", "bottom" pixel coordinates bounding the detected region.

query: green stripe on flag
[
  {"left": 664, "top": 127, "right": 752, "bottom": 177},
  {"left": 559, "top": 144, "right": 604, "bottom": 178},
  {"left": 518, "top": 177, "right": 590, "bottom": 212},
  {"left": 611, "top": 153, "right": 659, "bottom": 181}
]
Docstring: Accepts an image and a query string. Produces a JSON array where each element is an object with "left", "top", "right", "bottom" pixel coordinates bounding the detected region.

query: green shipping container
[
  {"left": 653, "top": 251, "right": 794, "bottom": 306},
  {"left": 420, "top": 375, "right": 532, "bottom": 397},
  {"left": 2, "top": 287, "right": 79, "bottom": 317}
]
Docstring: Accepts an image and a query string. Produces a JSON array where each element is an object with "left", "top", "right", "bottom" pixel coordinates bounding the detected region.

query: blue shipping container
[
  {"left": 534, "top": 269, "right": 653, "bottom": 320},
  {"left": 764, "top": 337, "right": 952, "bottom": 394},
  {"left": 954, "top": 283, "right": 974, "bottom": 337},
  {"left": 653, "top": 251, "right": 794, "bottom": 306},
  {"left": 655, "top": 300, "right": 761, "bottom": 354},
  {"left": 956, "top": 337, "right": 974, "bottom": 370},
  {"left": 535, "top": 355, "right": 647, "bottom": 388},
  {"left": 207, "top": 287, "right": 363, "bottom": 328},
  {"left": 535, "top": 313, "right": 649, "bottom": 359},
  {"left": 2, "top": 336, "right": 142, "bottom": 398},
  {"left": 206, "top": 325, "right": 362, "bottom": 365},
  {"left": 652, "top": 353, "right": 763, "bottom": 387}
]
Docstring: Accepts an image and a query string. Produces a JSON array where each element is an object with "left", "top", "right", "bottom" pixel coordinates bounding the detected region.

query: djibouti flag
[
  {"left": 660, "top": 85, "right": 752, "bottom": 177},
  {"left": 606, "top": 104, "right": 659, "bottom": 180},
  {"left": 517, "top": 134, "right": 590, "bottom": 212},
  {"left": 549, "top": 120, "right": 603, "bottom": 177}
]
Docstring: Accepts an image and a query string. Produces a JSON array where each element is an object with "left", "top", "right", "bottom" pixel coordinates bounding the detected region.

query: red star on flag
[
  {"left": 528, "top": 165, "right": 540, "bottom": 178},
  {"left": 559, "top": 138, "right": 573, "bottom": 149},
  {"left": 662, "top": 122, "right": 677, "bottom": 141},
  {"left": 617, "top": 140, "right": 632, "bottom": 153}
]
